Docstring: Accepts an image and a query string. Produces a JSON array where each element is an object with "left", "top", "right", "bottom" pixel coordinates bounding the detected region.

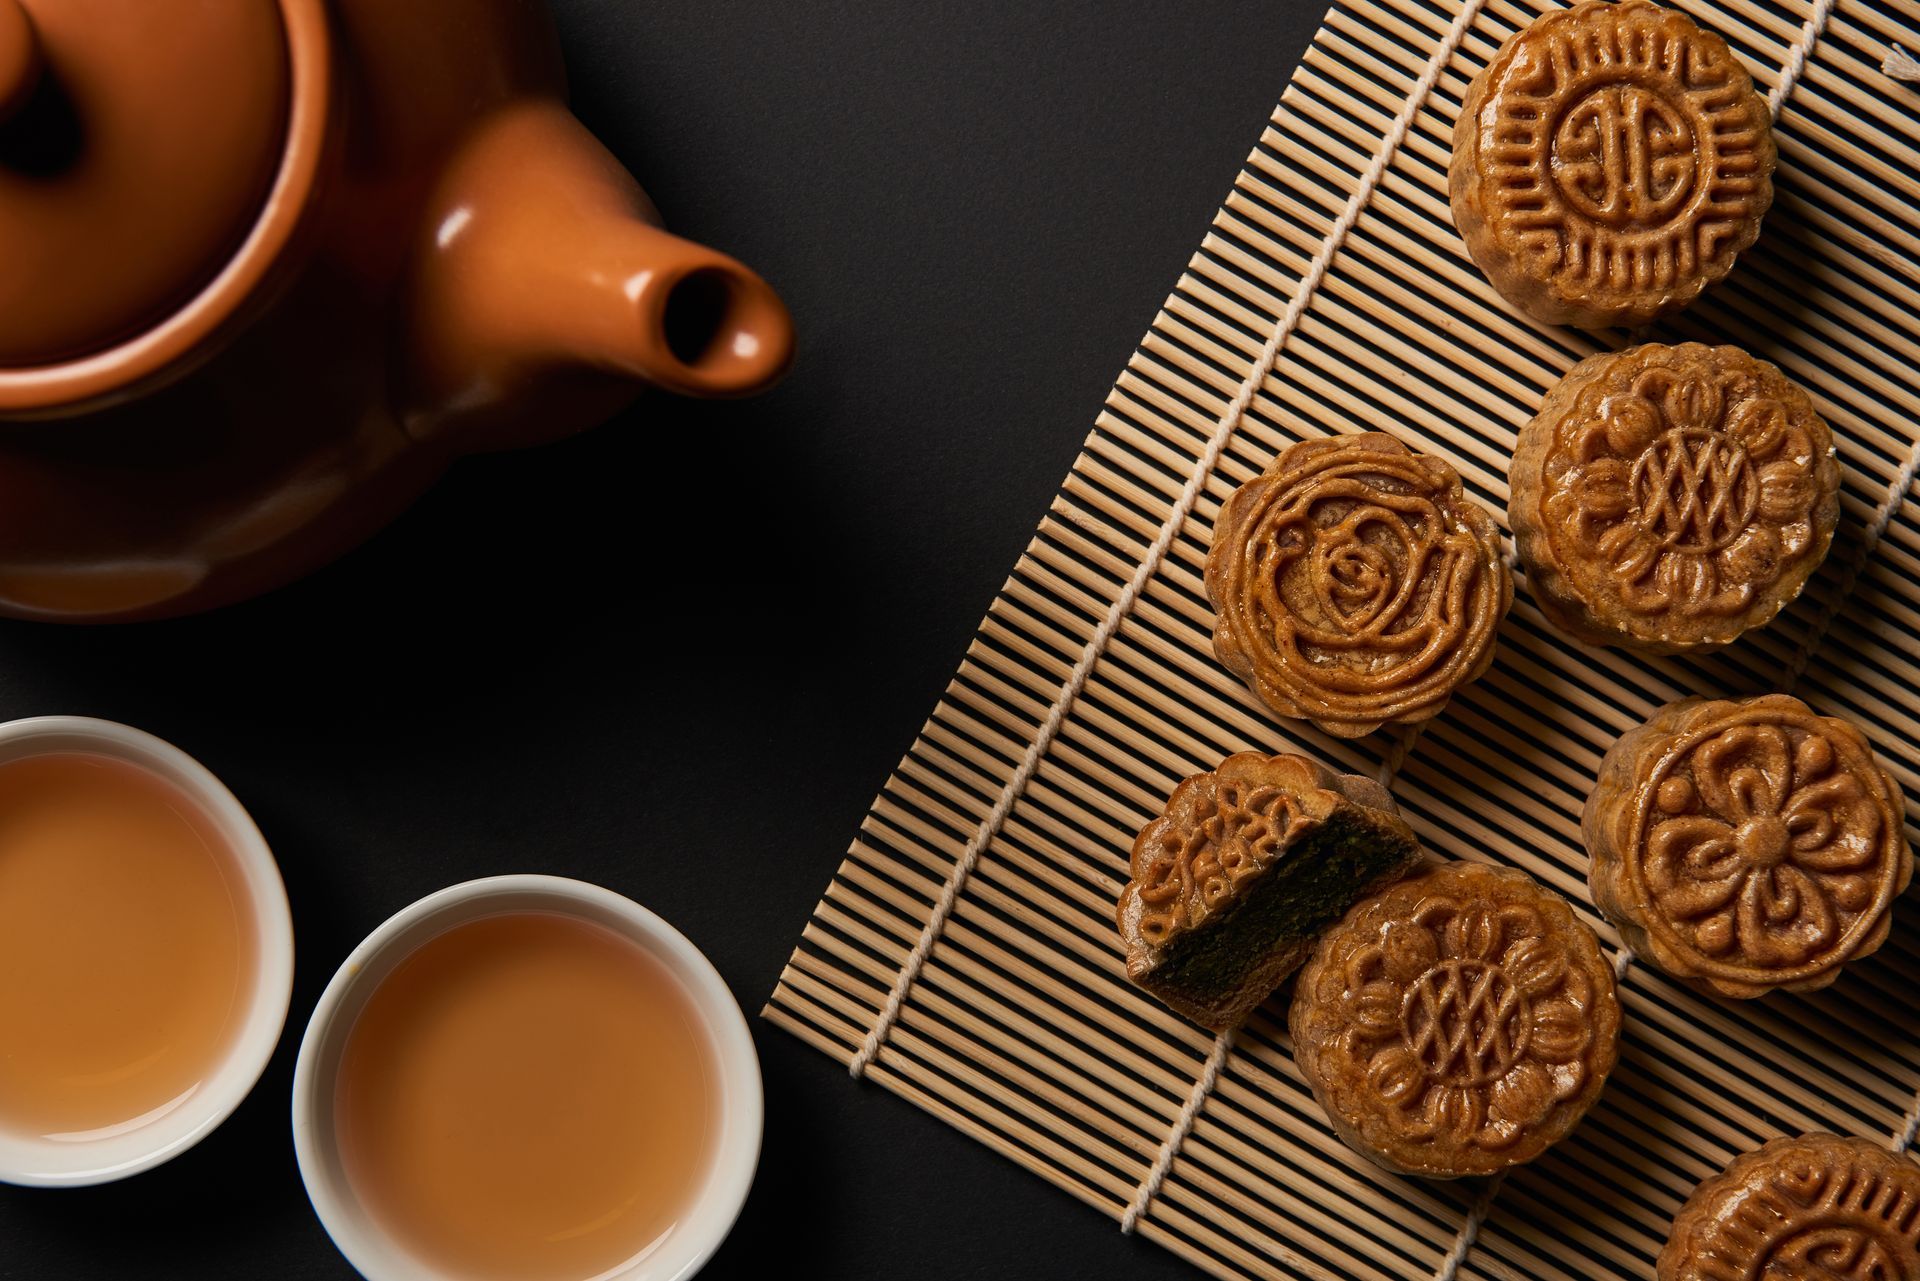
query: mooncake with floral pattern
[
  {"left": 1291, "top": 861, "right": 1621, "bottom": 1178},
  {"left": 1585, "top": 694, "right": 1911, "bottom": 999},
  {"left": 1511, "top": 343, "right": 1839, "bottom": 653}
]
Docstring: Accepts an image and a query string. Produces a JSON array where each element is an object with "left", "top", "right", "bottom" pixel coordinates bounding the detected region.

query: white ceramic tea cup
[
  {"left": 291, "top": 874, "right": 762, "bottom": 1281},
  {"left": 0, "top": 715, "right": 295, "bottom": 1187}
]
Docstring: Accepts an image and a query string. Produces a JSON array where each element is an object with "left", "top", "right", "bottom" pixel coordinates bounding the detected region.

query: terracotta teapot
[{"left": 0, "top": 0, "right": 793, "bottom": 621}]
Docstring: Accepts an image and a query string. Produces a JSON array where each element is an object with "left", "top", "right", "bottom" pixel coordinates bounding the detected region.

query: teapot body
[{"left": 0, "top": 0, "right": 790, "bottom": 621}]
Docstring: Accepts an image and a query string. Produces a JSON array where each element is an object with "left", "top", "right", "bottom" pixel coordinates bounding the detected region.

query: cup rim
[
  {"left": 0, "top": 715, "right": 295, "bottom": 1187},
  {"left": 291, "top": 874, "right": 762, "bottom": 1281}
]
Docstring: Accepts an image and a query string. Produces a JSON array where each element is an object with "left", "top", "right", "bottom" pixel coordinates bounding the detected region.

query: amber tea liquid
[
  {"left": 0, "top": 752, "right": 256, "bottom": 1140},
  {"left": 334, "top": 911, "right": 719, "bottom": 1281}
]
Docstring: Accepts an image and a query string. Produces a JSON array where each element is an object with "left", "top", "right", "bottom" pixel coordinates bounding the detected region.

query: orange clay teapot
[{"left": 0, "top": 0, "right": 793, "bottom": 621}]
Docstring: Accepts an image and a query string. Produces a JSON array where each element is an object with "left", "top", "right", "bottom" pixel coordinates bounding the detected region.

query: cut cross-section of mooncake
[{"left": 1115, "top": 752, "right": 1425, "bottom": 1031}]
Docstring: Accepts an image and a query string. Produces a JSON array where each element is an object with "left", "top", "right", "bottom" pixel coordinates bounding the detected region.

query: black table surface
[{"left": 0, "top": 4, "right": 1324, "bottom": 1277}]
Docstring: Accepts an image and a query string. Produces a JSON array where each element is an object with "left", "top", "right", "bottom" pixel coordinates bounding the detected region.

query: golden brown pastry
[
  {"left": 1206, "top": 433, "right": 1510, "bottom": 738},
  {"left": 1511, "top": 343, "right": 1839, "bottom": 653},
  {"left": 1586, "top": 694, "right": 1911, "bottom": 999},
  {"left": 1659, "top": 1134, "right": 1920, "bottom": 1281},
  {"left": 1116, "top": 752, "right": 1424, "bottom": 1031},
  {"left": 1451, "top": 0, "right": 1775, "bottom": 328},
  {"left": 1291, "top": 861, "right": 1620, "bottom": 1178}
]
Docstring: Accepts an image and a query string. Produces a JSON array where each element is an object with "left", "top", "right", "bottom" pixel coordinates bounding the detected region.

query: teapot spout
[{"left": 399, "top": 102, "right": 792, "bottom": 446}]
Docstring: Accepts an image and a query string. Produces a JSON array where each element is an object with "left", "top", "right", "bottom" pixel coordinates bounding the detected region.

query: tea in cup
[
  {"left": 0, "top": 717, "right": 293, "bottom": 1186},
  {"left": 294, "top": 876, "right": 760, "bottom": 1281}
]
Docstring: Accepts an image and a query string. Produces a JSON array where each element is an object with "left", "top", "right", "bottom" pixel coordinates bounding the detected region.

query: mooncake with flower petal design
[
  {"left": 1291, "top": 861, "right": 1620, "bottom": 1178},
  {"left": 1511, "top": 343, "right": 1839, "bottom": 653},
  {"left": 1207, "top": 432, "right": 1510, "bottom": 738},
  {"left": 1660, "top": 1134, "right": 1920, "bottom": 1281},
  {"left": 1116, "top": 752, "right": 1425, "bottom": 1031},
  {"left": 1586, "top": 694, "right": 1911, "bottom": 999}
]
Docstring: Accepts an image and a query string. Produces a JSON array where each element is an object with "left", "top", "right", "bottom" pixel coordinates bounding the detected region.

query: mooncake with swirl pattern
[
  {"left": 1206, "top": 433, "right": 1510, "bottom": 739},
  {"left": 1660, "top": 1134, "right": 1920, "bottom": 1281}
]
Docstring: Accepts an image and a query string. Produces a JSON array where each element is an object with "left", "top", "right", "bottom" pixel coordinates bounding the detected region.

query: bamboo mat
[{"left": 762, "top": 0, "right": 1920, "bottom": 1275}]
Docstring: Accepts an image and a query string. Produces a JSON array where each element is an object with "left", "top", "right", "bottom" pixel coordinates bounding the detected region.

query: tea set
[{"left": 0, "top": 0, "right": 783, "bottom": 1277}]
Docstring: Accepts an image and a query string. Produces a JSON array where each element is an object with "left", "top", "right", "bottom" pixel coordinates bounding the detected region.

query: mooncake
[
  {"left": 1660, "top": 1134, "right": 1920, "bottom": 1281},
  {"left": 1451, "top": 0, "right": 1775, "bottom": 328},
  {"left": 1586, "top": 694, "right": 1911, "bottom": 999},
  {"left": 1291, "top": 861, "right": 1620, "bottom": 1178},
  {"left": 1116, "top": 752, "right": 1424, "bottom": 1031},
  {"left": 1206, "top": 433, "right": 1510, "bottom": 738},
  {"left": 1511, "top": 343, "right": 1839, "bottom": 653}
]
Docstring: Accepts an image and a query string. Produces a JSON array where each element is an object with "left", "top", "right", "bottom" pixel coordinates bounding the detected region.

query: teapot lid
[{"left": 0, "top": 0, "right": 329, "bottom": 393}]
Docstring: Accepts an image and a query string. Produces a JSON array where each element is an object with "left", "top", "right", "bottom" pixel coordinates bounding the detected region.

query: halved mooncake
[{"left": 1116, "top": 752, "right": 1424, "bottom": 1031}]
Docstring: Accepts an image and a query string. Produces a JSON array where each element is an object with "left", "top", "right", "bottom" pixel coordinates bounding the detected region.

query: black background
[{"left": 0, "top": 4, "right": 1321, "bottom": 1277}]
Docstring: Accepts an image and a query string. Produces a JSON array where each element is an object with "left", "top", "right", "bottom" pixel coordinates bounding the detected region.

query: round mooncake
[
  {"left": 1586, "top": 694, "right": 1912, "bottom": 1000},
  {"left": 1510, "top": 343, "right": 1839, "bottom": 653},
  {"left": 1206, "top": 433, "right": 1510, "bottom": 738},
  {"left": 1290, "top": 861, "right": 1621, "bottom": 1178},
  {"left": 1660, "top": 1134, "right": 1920, "bottom": 1281},
  {"left": 1451, "top": 0, "right": 1775, "bottom": 328}
]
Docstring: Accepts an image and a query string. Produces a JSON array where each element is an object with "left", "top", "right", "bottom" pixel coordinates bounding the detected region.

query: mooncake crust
[
  {"left": 1205, "top": 432, "right": 1510, "bottom": 738},
  {"left": 1290, "top": 861, "right": 1620, "bottom": 1178},
  {"left": 1451, "top": 0, "right": 1775, "bottom": 328},
  {"left": 1116, "top": 752, "right": 1424, "bottom": 1031},
  {"left": 1585, "top": 694, "right": 1911, "bottom": 1000},
  {"left": 1659, "top": 1134, "right": 1920, "bottom": 1281},
  {"left": 1510, "top": 343, "right": 1839, "bottom": 654}
]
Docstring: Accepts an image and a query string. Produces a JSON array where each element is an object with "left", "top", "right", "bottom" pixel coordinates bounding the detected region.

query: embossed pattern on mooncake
[
  {"left": 1290, "top": 862, "right": 1621, "bottom": 1178},
  {"left": 1450, "top": 0, "right": 1775, "bottom": 328},
  {"left": 1511, "top": 343, "right": 1840, "bottom": 653},
  {"left": 1659, "top": 1134, "right": 1920, "bottom": 1281},
  {"left": 1586, "top": 694, "right": 1912, "bottom": 1000},
  {"left": 1205, "top": 433, "right": 1510, "bottom": 738},
  {"left": 1116, "top": 753, "right": 1424, "bottom": 1031}
]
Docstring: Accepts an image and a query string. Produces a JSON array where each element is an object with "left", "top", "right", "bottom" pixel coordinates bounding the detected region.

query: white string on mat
[
  {"left": 1779, "top": 441, "right": 1920, "bottom": 691},
  {"left": 1767, "top": 0, "right": 1837, "bottom": 116},
  {"left": 1105, "top": 0, "right": 1489, "bottom": 1213},
  {"left": 1883, "top": 43, "right": 1920, "bottom": 82},
  {"left": 1611, "top": 944, "right": 1636, "bottom": 984},
  {"left": 1432, "top": 1172, "right": 1507, "bottom": 1281},
  {"left": 1123, "top": 632, "right": 1431, "bottom": 1225},
  {"left": 845, "top": 0, "right": 1492, "bottom": 1082},
  {"left": 1893, "top": 1091, "right": 1920, "bottom": 1155},
  {"left": 1120, "top": 1026, "right": 1238, "bottom": 1234},
  {"left": 1765, "top": 10, "right": 1920, "bottom": 1169}
]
